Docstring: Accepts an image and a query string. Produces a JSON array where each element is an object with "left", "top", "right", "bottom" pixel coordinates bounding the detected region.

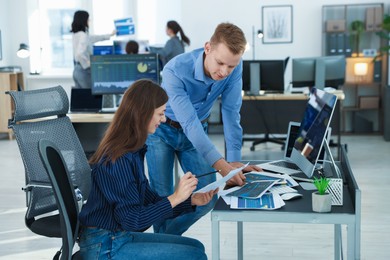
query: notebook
[
  {"left": 70, "top": 88, "right": 102, "bottom": 113},
  {"left": 259, "top": 121, "right": 302, "bottom": 175}
]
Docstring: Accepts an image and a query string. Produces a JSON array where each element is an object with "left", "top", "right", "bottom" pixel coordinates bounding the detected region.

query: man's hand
[
  {"left": 229, "top": 162, "right": 262, "bottom": 173},
  {"left": 191, "top": 188, "right": 219, "bottom": 206}
]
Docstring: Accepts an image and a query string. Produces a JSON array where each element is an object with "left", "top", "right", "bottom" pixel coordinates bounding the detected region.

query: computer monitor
[
  {"left": 242, "top": 59, "right": 286, "bottom": 94},
  {"left": 90, "top": 54, "right": 160, "bottom": 95},
  {"left": 290, "top": 87, "right": 337, "bottom": 177},
  {"left": 93, "top": 45, "right": 114, "bottom": 55},
  {"left": 292, "top": 55, "right": 346, "bottom": 89},
  {"left": 316, "top": 55, "right": 346, "bottom": 89},
  {"left": 291, "top": 57, "right": 316, "bottom": 88}
]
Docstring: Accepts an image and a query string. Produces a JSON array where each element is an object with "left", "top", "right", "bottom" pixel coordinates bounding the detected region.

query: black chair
[
  {"left": 7, "top": 86, "right": 91, "bottom": 252},
  {"left": 38, "top": 139, "right": 81, "bottom": 260}
]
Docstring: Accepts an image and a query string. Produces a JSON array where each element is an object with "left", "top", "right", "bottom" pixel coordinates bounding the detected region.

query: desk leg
[
  {"left": 347, "top": 223, "right": 356, "bottom": 260},
  {"left": 237, "top": 221, "right": 243, "bottom": 260},
  {"left": 212, "top": 217, "right": 220, "bottom": 260},
  {"left": 334, "top": 224, "right": 341, "bottom": 260}
]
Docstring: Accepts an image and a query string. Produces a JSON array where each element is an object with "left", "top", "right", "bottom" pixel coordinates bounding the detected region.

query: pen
[{"left": 196, "top": 170, "right": 221, "bottom": 178}]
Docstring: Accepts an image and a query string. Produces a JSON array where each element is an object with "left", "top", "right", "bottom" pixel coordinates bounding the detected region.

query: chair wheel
[{"left": 250, "top": 146, "right": 255, "bottom": 151}]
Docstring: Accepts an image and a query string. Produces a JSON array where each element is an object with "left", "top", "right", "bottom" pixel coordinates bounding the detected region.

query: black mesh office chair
[
  {"left": 38, "top": 139, "right": 81, "bottom": 260},
  {"left": 7, "top": 86, "right": 91, "bottom": 247}
]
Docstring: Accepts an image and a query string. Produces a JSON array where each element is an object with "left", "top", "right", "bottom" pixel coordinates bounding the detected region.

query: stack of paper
[{"left": 220, "top": 171, "right": 299, "bottom": 210}]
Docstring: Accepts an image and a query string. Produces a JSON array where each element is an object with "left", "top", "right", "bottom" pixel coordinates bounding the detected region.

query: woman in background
[
  {"left": 78, "top": 79, "right": 216, "bottom": 259},
  {"left": 153, "top": 20, "right": 190, "bottom": 67},
  {"left": 71, "top": 10, "right": 116, "bottom": 89}
]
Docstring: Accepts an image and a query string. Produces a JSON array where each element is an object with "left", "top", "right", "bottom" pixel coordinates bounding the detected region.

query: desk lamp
[{"left": 354, "top": 62, "right": 368, "bottom": 82}]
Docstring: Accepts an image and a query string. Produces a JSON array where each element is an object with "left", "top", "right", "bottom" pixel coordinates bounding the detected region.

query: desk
[
  {"left": 211, "top": 146, "right": 360, "bottom": 260},
  {"left": 68, "top": 113, "right": 114, "bottom": 155},
  {"left": 240, "top": 91, "right": 344, "bottom": 156}
]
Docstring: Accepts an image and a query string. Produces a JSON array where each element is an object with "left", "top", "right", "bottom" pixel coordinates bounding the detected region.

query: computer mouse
[{"left": 281, "top": 192, "right": 303, "bottom": 201}]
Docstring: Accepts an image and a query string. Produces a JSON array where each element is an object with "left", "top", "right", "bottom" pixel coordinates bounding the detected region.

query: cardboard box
[
  {"left": 359, "top": 96, "right": 379, "bottom": 109},
  {"left": 326, "top": 20, "right": 346, "bottom": 32}
]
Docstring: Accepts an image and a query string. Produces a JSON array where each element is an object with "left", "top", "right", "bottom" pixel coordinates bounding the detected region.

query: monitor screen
[
  {"left": 291, "top": 57, "right": 316, "bottom": 88},
  {"left": 290, "top": 87, "right": 337, "bottom": 177},
  {"left": 93, "top": 45, "right": 114, "bottom": 55},
  {"left": 316, "top": 55, "right": 346, "bottom": 89},
  {"left": 242, "top": 59, "right": 286, "bottom": 94},
  {"left": 292, "top": 55, "right": 346, "bottom": 89},
  {"left": 90, "top": 54, "right": 160, "bottom": 95}
]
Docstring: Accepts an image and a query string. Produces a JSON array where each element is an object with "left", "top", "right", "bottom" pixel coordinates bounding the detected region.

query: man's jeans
[{"left": 146, "top": 122, "right": 218, "bottom": 235}]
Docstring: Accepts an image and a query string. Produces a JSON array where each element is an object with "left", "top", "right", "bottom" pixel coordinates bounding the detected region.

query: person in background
[
  {"left": 125, "top": 40, "right": 139, "bottom": 54},
  {"left": 152, "top": 20, "right": 190, "bottom": 67},
  {"left": 71, "top": 10, "right": 116, "bottom": 89},
  {"left": 78, "top": 79, "right": 216, "bottom": 259},
  {"left": 146, "top": 23, "right": 261, "bottom": 236}
]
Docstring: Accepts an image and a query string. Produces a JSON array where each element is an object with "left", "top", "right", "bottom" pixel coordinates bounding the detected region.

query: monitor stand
[{"left": 100, "top": 94, "right": 123, "bottom": 113}]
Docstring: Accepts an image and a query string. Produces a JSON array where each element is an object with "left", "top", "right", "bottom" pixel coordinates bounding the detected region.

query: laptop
[
  {"left": 259, "top": 121, "right": 302, "bottom": 175},
  {"left": 70, "top": 88, "right": 102, "bottom": 113}
]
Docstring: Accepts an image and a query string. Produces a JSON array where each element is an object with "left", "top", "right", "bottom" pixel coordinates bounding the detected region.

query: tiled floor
[{"left": 0, "top": 133, "right": 389, "bottom": 259}]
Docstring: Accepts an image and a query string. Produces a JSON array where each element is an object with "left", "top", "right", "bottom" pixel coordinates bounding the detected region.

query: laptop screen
[
  {"left": 290, "top": 88, "right": 337, "bottom": 177},
  {"left": 285, "top": 122, "right": 301, "bottom": 158},
  {"left": 70, "top": 88, "right": 102, "bottom": 113}
]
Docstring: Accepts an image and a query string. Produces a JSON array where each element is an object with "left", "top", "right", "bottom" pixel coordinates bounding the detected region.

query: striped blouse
[{"left": 79, "top": 145, "right": 194, "bottom": 232}]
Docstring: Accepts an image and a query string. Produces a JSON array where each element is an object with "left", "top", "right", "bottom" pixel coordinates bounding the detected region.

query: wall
[{"left": 0, "top": 0, "right": 388, "bottom": 92}]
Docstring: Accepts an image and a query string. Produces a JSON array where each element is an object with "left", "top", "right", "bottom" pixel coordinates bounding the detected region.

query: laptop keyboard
[{"left": 270, "top": 160, "right": 300, "bottom": 170}]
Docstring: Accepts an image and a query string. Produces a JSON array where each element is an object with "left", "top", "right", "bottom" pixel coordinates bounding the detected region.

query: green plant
[
  {"left": 313, "top": 177, "right": 330, "bottom": 195},
  {"left": 350, "top": 20, "right": 365, "bottom": 54},
  {"left": 376, "top": 14, "right": 390, "bottom": 56}
]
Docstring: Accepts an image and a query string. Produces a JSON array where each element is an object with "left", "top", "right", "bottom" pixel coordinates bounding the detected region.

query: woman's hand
[
  {"left": 191, "top": 188, "right": 219, "bottom": 206},
  {"left": 168, "top": 172, "right": 198, "bottom": 207}
]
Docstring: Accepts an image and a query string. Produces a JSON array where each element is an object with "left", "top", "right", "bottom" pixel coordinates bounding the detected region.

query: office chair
[
  {"left": 38, "top": 139, "right": 81, "bottom": 260},
  {"left": 7, "top": 86, "right": 91, "bottom": 245}
]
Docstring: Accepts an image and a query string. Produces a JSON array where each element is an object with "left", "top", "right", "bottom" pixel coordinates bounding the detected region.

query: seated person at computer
[
  {"left": 125, "top": 40, "right": 139, "bottom": 54},
  {"left": 78, "top": 79, "right": 216, "bottom": 259}
]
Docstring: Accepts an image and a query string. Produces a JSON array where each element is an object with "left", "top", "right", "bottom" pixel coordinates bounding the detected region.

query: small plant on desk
[
  {"left": 312, "top": 176, "right": 332, "bottom": 213},
  {"left": 313, "top": 177, "right": 330, "bottom": 195}
]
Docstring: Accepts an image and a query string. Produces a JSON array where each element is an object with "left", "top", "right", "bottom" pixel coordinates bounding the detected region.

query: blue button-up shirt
[{"left": 162, "top": 48, "right": 243, "bottom": 165}]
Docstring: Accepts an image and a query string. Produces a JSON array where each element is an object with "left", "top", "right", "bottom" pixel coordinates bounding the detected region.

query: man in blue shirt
[{"left": 146, "top": 23, "right": 260, "bottom": 235}]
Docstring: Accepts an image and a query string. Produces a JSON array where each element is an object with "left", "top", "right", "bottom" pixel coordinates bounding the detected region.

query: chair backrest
[
  {"left": 38, "top": 139, "right": 79, "bottom": 260},
  {"left": 7, "top": 86, "right": 91, "bottom": 224}
]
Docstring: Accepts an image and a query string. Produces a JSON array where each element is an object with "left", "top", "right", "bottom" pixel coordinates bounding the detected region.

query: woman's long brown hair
[{"left": 89, "top": 79, "right": 168, "bottom": 164}]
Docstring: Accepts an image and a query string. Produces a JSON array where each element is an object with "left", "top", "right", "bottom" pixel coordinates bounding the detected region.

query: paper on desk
[
  {"left": 195, "top": 163, "right": 249, "bottom": 193},
  {"left": 245, "top": 171, "right": 299, "bottom": 187},
  {"left": 230, "top": 192, "right": 285, "bottom": 210}
]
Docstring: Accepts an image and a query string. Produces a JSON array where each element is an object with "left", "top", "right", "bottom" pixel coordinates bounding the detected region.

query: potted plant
[
  {"left": 350, "top": 20, "right": 365, "bottom": 56},
  {"left": 312, "top": 176, "right": 332, "bottom": 213}
]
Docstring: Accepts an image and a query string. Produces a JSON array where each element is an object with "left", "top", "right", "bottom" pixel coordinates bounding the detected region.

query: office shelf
[
  {"left": 0, "top": 72, "right": 24, "bottom": 139},
  {"left": 322, "top": 3, "right": 387, "bottom": 134}
]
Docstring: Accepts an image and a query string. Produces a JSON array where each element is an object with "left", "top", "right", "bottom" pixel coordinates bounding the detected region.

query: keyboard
[
  {"left": 270, "top": 160, "right": 300, "bottom": 170},
  {"left": 269, "top": 185, "right": 297, "bottom": 194}
]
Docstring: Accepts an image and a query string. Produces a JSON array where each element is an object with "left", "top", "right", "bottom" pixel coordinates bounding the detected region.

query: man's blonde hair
[{"left": 210, "top": 23, "right": 247, "bottom": 55}]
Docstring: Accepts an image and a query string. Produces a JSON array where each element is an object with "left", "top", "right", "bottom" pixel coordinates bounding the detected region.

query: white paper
[{"left": 195, "top": 163, "right": 249, "bottom": 193}]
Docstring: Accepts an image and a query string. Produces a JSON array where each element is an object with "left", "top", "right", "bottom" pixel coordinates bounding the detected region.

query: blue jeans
[
  {"left": 78, "top": 227, "right": 207, "bottom": 260},
  {"left": 73, "top": 63, "right": 91, "bottom": 89},
  {"left": 146, "top": 122, "right": 218, "bottom": 235}
]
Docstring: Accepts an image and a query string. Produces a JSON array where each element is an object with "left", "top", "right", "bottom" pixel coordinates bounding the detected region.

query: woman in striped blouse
[{"left": 78, "top": 79, "right": 216, "bottom": 259}]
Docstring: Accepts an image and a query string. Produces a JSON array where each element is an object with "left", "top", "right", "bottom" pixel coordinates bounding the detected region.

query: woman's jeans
[
  {"left": 146, "top": 122, "right": 218, "bottom": 235},
  {"left": 73, "top": 63, "right": 91, "bottom": 89},
  {"left": 78, "top": 227, "right": 207, "bottom": 260}
]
